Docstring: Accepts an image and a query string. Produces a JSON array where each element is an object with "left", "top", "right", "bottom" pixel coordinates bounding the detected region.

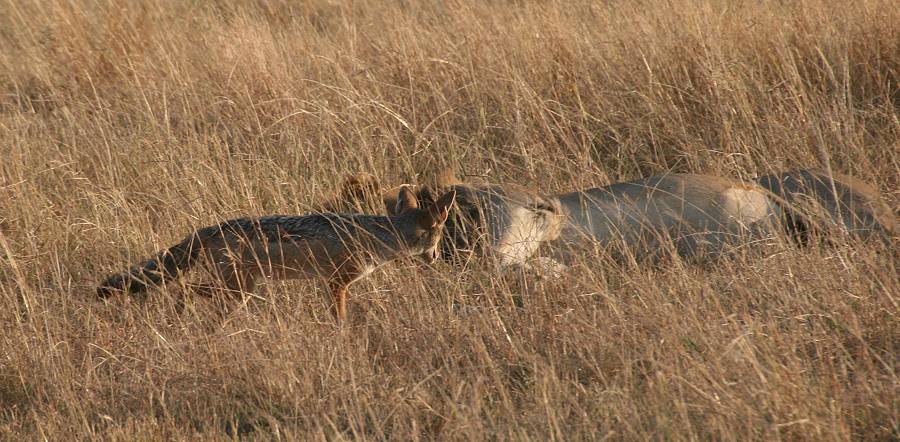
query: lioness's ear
[
  {"left": 342, "top": 173, "right": 380, "bottom": 199},
  {"left": 424, "top": 189, "right": 456, "bottom": 226},
  {"left": 394, "top": 185, "right": 419, "bottom": 215},
  {"left": 319, "top": 172, "right": 382, "bottom": 213},
  {"left": 433, "top": 167, "right": 461, "bottom": 187}
]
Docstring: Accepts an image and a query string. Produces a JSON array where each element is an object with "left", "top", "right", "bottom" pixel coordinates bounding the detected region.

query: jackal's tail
[{"left": 97, "top": 232, "right": 205, "bottom": 298}]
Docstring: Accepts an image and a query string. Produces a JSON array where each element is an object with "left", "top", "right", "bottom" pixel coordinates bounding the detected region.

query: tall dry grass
[{"left": 0, "top": 0, "right": 897, "bottom": 439}]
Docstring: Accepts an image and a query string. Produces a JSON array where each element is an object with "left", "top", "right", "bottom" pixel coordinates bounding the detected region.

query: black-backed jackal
[{"left": 98, "top": 186, "right": 456, "bottom": 324}]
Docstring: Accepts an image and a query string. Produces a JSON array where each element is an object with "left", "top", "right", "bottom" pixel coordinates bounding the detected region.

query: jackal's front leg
[{"left": 328, "top": 281, "right": 349, "bottom": 325}]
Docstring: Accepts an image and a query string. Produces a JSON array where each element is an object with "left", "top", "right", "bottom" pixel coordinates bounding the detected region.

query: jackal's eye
[
  {"left": 415, "top": 231, "right": 431, "bottom": 246},
  {"left": 418, "top": 230, "right": 439, "bottom": 247}
]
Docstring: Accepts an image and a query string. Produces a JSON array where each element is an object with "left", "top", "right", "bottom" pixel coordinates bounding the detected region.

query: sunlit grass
[{"left": 0, "top": 0, "right": 897, "bottom": 439}]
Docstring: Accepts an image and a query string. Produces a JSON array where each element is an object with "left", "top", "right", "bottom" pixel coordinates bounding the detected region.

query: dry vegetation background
[{"left": 1, "top": 0, "right": 898, "bottom": 439}]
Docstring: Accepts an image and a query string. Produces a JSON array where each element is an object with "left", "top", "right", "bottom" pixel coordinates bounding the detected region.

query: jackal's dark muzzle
[{"left": 419, "top": 246, "right": 439, "bottom": 264}]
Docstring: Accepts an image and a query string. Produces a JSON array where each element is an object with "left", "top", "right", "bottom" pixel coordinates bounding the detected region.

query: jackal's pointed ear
[
  {"left": 394, "top": 185, "right": 419, "bottom": 215},
  {"left": 383, "top": 187, "right": 401, "bottom": 215},
  {"left": 423, "top": 189, "right": 456, "bottom": 227}
]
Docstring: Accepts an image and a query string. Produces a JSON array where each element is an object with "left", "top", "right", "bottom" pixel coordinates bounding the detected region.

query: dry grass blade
[{"left": 0, "top": 0, "right": 897, "bottom": 439}]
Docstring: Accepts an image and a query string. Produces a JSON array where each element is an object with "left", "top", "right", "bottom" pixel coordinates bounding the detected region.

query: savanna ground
[{"left": 1, "top": 0, "right": 898, "bottom": 439}]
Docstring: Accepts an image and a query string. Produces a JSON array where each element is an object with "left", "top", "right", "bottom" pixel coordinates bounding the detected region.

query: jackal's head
[{"left": 393, "top": 185, "right": 456, "bottom": 264}]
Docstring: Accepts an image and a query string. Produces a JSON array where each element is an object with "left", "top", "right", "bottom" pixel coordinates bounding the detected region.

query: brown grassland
[{"left": 1, "top": 0, "right": 898, "bottom": 439}]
